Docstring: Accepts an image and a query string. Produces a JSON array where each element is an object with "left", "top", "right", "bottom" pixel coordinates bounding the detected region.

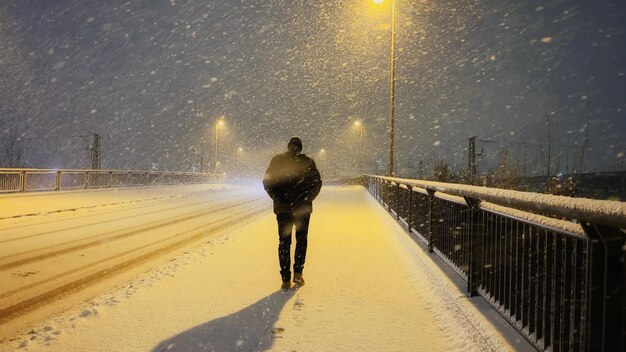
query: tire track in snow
[
  {"left": 0, "top": 189, "right": 217, "bottom": 222},
  {"left": 0, "top": 188, "right": 246, "bottom": 241},
  {"left": 0, "top": 195, "right": 257, "bottom": 271},
  {"left": 0, "top": 200, "right": 269, "bottom": 326}
]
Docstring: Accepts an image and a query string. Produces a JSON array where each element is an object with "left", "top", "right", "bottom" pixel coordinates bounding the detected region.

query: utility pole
[
  {"left": 545, "top": 114, "right": 553, "bottom": 177},
  {"left": 214, "top": 124, "right": 218, "bottom": 173},
  {"left": 87, "top": 133, "right": 101, "bottom": 170},
  {"left": 566, "top": 133, "right": 570, "bottom": 174},
  {"left": 387, "top": 0, "right": 396, "bottom": 176},
  {"left": 214, "top": 118, "right": 225, "bottom": 173},
  {"left": 354, "top": 121, "right": 364, "bottom": 174},
  {"left": 418, "top": 160, "right": 424, "bottom": 179},
  {"left": 468, "top": 136, "right": 477, "bottom": 180}
]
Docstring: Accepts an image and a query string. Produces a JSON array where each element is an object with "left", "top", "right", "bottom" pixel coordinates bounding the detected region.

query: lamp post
[
  {"left": 214, "top": 117, "right": 225, "bottom": 173},
  {"left": 236, "top": 146, "right": 243, "bottom": 176},
  {"left": 374, "top": 0, "right": 396, "bottom": 176},
  {"left": 354, "top": 121, "right": 364, "bottom": 174}
]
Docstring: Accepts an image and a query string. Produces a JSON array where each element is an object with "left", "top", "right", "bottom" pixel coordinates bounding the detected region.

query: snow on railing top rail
[
  {"left": 368, "top": 175, "right": 626, "bottom": 230},
  {"left": 0, "top": 168, "right": 222, "bottom": 193},
  {"left": 0, "top": 168, "right": 218, "bottom": 175}
]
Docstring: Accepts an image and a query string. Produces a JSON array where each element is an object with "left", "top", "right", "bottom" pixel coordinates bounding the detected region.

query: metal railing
[
  {"left": 365, "top": 175, "right": 626, "bottom": 352},
  {"left": 0, "top": 168, "right": 222, "bottom": 193}
]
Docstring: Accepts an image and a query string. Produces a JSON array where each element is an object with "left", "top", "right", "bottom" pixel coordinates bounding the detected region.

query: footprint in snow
[
  {"left": 271, "top": 327, "right": 285, "bottom": 335},
  {"left": 12, "top": 271, "right": 39, "bottom": 277},
  {"left": 79, "top": 308, "right": 98, "bottom": 317}
]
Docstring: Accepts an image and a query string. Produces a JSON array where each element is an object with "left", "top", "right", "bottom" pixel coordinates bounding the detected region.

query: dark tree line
[{"left": 1, "top": 121, "right": 23, "bottom": 168}]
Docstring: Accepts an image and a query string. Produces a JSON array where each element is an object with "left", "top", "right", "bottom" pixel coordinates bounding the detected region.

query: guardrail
[
  {"left": 365, "top": 175, "right": 626, "bottom": 352},
  {"left": 0, "top": 168, "right": 222, "bottom": 193}
]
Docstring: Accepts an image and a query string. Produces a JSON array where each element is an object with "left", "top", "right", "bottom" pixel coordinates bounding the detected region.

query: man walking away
[{"left": 263, "top": 137, "right": 322, "bottom": 291}]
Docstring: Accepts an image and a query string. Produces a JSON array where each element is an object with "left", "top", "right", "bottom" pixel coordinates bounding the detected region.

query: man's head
[{"left": 287, "top": 136, "right": 303, "bottom": 154}]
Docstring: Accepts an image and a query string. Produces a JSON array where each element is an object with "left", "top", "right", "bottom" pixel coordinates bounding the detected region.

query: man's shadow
[{"left": 152, "top": 289, "right": 296, "bottom": 352}]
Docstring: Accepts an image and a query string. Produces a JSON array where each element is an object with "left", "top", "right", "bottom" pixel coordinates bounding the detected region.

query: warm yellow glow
[
  {"left": 373, "top": 0, "right": 384, "bottom": 3},
  {"left": 237, "top": 147, "right": 243, "bottom": 152},
  {"left": 217, "top": 120, "right": 225, "bottom": 127},
  {"left": 354, "top": 121, "right": 362, "bottom": 126},
  {"left": 320, "top": 149, "right": 326, "bottom": 153}
]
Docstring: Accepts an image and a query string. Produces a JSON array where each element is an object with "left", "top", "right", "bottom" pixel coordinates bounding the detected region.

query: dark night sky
[{"left": 1, "top": 0, "right": 625, "bottom": 177}]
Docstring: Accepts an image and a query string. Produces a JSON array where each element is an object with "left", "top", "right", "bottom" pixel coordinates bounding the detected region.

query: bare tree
[
  {"left": 1, "top": 119, "right": 23, "bottom": 168},
  {"left": 432, "top": 159, "right": 452, "bottom": 182}
]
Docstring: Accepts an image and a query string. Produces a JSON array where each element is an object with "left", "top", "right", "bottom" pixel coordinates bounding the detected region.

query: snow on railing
[
  {"left": 371, "top": 175, "right": 626, "bottom": 230},
  {"left": 0, "top": 168, "right": 222, "bottom": 193},
  {"left": 365, "top": 175, "right": 625, "bottom": 352}
]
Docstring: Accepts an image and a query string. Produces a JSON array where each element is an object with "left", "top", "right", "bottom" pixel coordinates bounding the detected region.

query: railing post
[
  {"left": 427, "top": 189, "right": 435, "bottom": 253},
  {"left": 20, "top": 171, "right": 26, "bottom": 192},
  {"left": 84, "top": 172, "right": 89, "bottom": 189},
  {"left": 55, "top": 171, "right": 61, "bottom": 191},
  {"left": 396, "top": 183, "right": 400, "bottom": 220},
  {"left": 108, "top": 172, "right": 113, "bottom": 188},
  {"left": 407, "top": 186, "right": 413, "bottom": 233},
  {"left": 581, "top": 222, "right": 625, "bottom": 352},
  {"left": 464, "top": 196, "right": 482, "bottom": 297}
]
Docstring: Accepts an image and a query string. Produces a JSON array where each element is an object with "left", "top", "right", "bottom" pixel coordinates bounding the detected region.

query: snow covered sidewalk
[{"left": 4, "top": 186, "right": 514, "bottom": 352}]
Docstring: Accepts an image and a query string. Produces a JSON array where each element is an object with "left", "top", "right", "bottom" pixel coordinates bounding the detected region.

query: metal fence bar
[
  {"left": 0, "top": 171, "right": 21, "bottom": 193},
  {"left": 364, "top": 175, "right": 625, "bottom": 352},
  {"left": 0, "top": 168, "right": 222, "bottom": 194},
  {"left": 24, "top": 171, "right": 56, "bottom": 191}
]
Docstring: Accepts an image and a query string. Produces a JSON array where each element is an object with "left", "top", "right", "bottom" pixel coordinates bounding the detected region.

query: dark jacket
[{"left": 263, "top": 151, "right": 322, "bottom": 214}]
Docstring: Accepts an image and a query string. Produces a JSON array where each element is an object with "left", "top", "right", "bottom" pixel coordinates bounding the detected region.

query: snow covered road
[
  {"left": 0, "top": 184, "right": 269, "bottom": 344},
  {"left": 1, "top": 185, "right": 517, "bottom": 351}
]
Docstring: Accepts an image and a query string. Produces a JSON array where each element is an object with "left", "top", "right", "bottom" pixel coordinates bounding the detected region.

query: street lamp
[
  {"left": 374, "top": 0, "right": 396, "bottom": 176},
  {"left": 236, "top": 146, "right": 243, "bottom": 176},
  {"left": 319, "top": 149, "right": 327, "bottom": 171},
  {"left": 354, "top": 120, "right": 364, "bottom": 174},
  {"left": 214, "top": 117, "right": 225, "bottom": 173}
]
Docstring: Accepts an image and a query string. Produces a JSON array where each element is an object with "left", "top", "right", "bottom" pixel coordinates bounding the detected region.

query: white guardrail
[{"left": 0, "top": 168, "right": 222, "bottom": 193}]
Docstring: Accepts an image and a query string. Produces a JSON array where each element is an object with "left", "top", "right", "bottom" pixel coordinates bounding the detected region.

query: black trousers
[{"left": 276, "top": 212, "right": 311, "bottom": 282}]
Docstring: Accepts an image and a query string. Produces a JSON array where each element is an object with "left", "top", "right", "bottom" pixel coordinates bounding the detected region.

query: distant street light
[
  {"left": 354, "top": 120, "right": 364, "bottom": 174},
  {"left": 319, "top": 149, "right": 327, "bottom": 171},
  {"left": 214, "top": 117, "right": 225, "bottom": 173},
  {"left": 373, "top": 0, "right": 396, "bottom": 176}
]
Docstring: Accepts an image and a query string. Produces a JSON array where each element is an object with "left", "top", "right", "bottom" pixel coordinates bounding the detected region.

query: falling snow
[{"left": 0, "top": 0, "right": 623, "bottom": 178}]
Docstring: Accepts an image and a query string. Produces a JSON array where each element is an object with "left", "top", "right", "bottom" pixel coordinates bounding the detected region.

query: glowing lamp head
[{"left": 373, "top": 0, "right": 384, "bottom": 3}]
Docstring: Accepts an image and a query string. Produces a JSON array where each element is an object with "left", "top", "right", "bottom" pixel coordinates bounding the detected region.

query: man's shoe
[
  {"left": 293, "top": 273, "right": 305, "bottom": 286},
  {"left": 281, "top": 281, "right": 291, "bottom": 291}
]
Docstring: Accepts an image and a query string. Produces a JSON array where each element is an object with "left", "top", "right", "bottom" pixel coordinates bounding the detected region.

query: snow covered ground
[{"left": 1, "top": 185, "right": 520, "bottom": 351}]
